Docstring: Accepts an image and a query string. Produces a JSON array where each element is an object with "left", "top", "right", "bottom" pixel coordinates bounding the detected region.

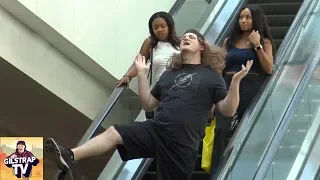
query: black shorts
[{"left": 113, "top": 120, "right": 198, "bottom": 180}]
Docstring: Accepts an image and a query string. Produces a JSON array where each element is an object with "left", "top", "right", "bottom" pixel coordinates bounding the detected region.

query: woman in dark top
[
  {"left": 211, "top": 4, "right": 274, "bottom": 174},
  {"left": 222, "top": 4, "right": 274, "bottom": 125}
]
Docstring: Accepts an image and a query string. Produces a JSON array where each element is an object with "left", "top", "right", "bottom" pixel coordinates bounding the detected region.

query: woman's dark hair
[
  {"left": 226, "top": 4, "right": 274, "bottom": 52},
  {"left": 148, "top": 11, "right": 180, "bottom": 49}
]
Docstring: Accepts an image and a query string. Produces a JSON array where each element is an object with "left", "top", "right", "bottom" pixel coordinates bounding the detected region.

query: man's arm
[
  {"left": 137, "top": 71, "right": 160, "bottom": 111},
  {"left": 216, "top": 79, "right": 240, "bottom": 117},
  {"left": 135, "top": 54, "right": 160, "bottom": 111},
  {"left": 216, "top": 60, "right": 253, "bottom": 117}
]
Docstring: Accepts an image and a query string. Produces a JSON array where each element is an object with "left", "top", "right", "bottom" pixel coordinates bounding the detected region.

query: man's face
[
  {"left": 180, "top": 33, "right": 203, "bottom": 53},
  {"left": 17, "top": 144, "right": 25, "bottom": 153}
]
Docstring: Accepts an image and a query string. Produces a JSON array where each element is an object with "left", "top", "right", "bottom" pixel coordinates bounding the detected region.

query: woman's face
[
  {"left": 152, "top": 17, "right": 169, "bottom": 41},
  {"left": 239, "top": 8, "right": 253, "bottom": 32}
]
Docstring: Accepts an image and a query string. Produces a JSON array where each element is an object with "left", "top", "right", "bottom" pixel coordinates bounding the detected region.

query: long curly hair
[{"left": 167, "top": 29, "right": 225, "bottom": 73}]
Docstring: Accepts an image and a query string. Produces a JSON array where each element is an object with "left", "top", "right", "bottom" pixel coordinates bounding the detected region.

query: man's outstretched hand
[
  {"left": 233, "top": 60, "right": 253, "bottom": 81},
  {"left": 135, "top": 54, "right": 150, "bottom": 75}
]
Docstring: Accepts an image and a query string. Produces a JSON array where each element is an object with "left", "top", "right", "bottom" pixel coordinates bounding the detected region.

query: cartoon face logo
[
  {"left": 17, "top": 144, "right": 25, "bottom": 154},
  {"left": 3, "top": 140, "right": 40, "bottom": 178}
]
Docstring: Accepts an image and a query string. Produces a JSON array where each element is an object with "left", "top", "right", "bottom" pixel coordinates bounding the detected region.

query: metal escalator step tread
[
  {"left": 248, "top": 3, "right": 302, "bottom": 15},
  {"left": 266, "top": 15, "right": 296, "bottom": 27},
  {"left": 190, "top": 171, "right": 211, "bottom": 180},
  {"left": 270, "top": 26, "right": 289, "bottom": 39},
  {"left": 199, "top": 139, "right": 203, "bottom": 153},
  {"left": 273, "top": 39, "right": 283, "bottom": 50},
  {"left": 248, "top": 0, "right": 304, "bottom": 4},
  {"left": 146, "top": 155, "right": 204, "bottom": 172}
]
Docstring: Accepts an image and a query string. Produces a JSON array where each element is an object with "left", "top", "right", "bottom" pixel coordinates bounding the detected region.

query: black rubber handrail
[
  {"left": 53, "top": 85, "right": 127, "bottom": 178},
  {"left": 77, "top": 86, "right": 126, "bottom": 146},
  {"left": 168, "top": 0, "right": 186, "bottom": 17}
]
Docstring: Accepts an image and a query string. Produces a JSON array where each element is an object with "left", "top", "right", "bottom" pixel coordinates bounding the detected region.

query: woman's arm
[
  {"left": 222, "top": 38, "right": 228, "bottom": 55},
  {"left": 255, "top": 38, "right": 274, "bottom": 74}
]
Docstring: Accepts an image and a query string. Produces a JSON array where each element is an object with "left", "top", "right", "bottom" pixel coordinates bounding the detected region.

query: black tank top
[{"left": 225, "top": 46, "right": 263, "bottom": 74}]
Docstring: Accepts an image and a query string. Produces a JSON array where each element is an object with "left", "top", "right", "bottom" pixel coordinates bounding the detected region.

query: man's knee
[{"left": 105, "top": 126, "right": 123, "bottom": 145}]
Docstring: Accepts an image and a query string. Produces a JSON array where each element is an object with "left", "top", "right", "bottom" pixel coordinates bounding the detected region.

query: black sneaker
[{"left": 45, "top": 138, "right": 74, "bottom": 172}]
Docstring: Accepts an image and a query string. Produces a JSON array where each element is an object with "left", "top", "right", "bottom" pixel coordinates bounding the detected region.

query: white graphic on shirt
[{"left": 168, "top": 73, "right": 197, "bottom": 91}]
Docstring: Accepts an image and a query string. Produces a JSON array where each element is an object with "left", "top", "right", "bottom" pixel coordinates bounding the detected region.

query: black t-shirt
[{"left": 151, "top": 64, "right": 227, "bottom": 150}]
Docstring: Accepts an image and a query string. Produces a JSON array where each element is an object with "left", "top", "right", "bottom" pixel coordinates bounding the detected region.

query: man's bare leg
[
  {"left": 71, "top": 126, "right": 122, "bottom": 160},
  {"left": 45, "top": 126, "right": 123, "bottom": 171}
]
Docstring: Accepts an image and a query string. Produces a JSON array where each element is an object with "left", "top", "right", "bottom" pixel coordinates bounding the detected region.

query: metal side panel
[
  {"left": 298, "top": 106, "right": 320, "bottom": 180},
  {"left": 288, "top": 104, "right": 320, "bottom": 180}
]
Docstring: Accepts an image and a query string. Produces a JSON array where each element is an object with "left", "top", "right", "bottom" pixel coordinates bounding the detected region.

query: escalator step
[
  {"left": 247, "top": 0, "right": 304, "bottom": 4},
  {"left": 146, "top": 155, "right": 204, "bottom": 172},
  {"left": 199, "top": 140, "right": 203, "bottom": 153},
  {"left": 270, "top": 27, "right": 289, "bottom": 39},
  {"left": 249, "top": 3, "right": 302, "bottom": 15},
  {"left": 266, "top": 15, "right": 295, "bottom": 27},
  {"left": 273, "top": 39, "right": 283, "bottom": 50},
  {"left": 190, "top": 171, "right": 211, "bottom": 180},
  {"left": 142, "top": 171, "right": 210, "bottom": 180}
]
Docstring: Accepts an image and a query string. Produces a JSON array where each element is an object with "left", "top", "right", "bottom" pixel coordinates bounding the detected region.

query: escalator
[
  {"left": 214, "top": 0, "right": 320, "bottom": 179},
  {"left": 51, "top": 87, "right": 142, "bottom": 180},
  {"left": 49, "top": 0, "right": 320, "bottom": 179},
  {"left": 247, "top": 0, "right": 303, "bottom": 51},
  {"left": 296, "top": 106, "right": 320, "bottom": 180},
  {"left": 255, "top": 52, "right": 320, "bottom": 180},
  {"left": 142, "top": 0, "right": 304, "bottom": 179}
]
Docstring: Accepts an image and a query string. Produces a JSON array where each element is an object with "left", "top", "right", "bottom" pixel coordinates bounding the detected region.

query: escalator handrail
[
  {"left": 53, "top": 85, "right": 127, "bottom": 177},
  {"left": 77, "top": 86, "right": 126, "bottom": 146},
  {"left": 206, "top": 0, "right": 213, "bottom": 4},
  {"left": 212, "top": 0, "right": 315, "bottom": 179},
  {"left": 211, "top": 0, "right": 247, "bottom": 45},
  {"left": 168, "top": 0, "right": 186, "bottom": 17},
  {"left": 201, "top": 0, "right": 229, "bottom": 36},
  {"left": 253, "top": 30, "right": 320, "bottom": 180}
]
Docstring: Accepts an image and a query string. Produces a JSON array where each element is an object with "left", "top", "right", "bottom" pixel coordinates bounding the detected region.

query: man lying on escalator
[{"left": 44, "top": 29, "right": 252, "bottom": 180}]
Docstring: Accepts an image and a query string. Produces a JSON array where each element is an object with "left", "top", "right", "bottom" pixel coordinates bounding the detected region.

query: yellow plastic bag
[{"left": 201, "top": 118, "right": 216, "bottom": 173}]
